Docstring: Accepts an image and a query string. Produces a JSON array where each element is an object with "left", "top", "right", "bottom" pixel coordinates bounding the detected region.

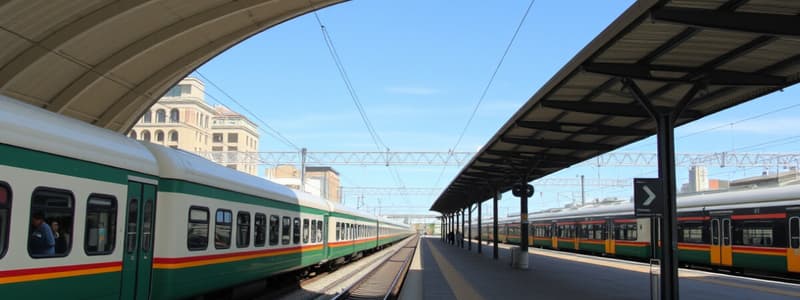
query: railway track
[{"left": 332, "top": 236, "right": 419, "bottom": 300}]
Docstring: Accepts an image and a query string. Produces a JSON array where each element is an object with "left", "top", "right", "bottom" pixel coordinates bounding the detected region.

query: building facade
[
  {"left": 264, "top": 165, "right": 342, "bottom": 203},
  {"left": 128, "top": 77, "right": 259, "bottom": 175}
]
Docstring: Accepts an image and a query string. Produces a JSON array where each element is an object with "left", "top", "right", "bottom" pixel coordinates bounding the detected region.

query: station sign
[{"left": 634, "top": 178, "right": 663, "bottom": 217}]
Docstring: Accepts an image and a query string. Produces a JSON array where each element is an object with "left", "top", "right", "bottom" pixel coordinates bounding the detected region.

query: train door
[
  {"left": 551, "top": 223, "right": 557, "bottom": 248},
  {"left": 605, "top": 220, "right": 615, "bottom": 255},
  {"left": 710, "top": 216, "right": 732, "bottom": 266},
  {"left": 788, "top": 215, "right": 800, "bottom": 273},
  {"left": 120, "top": 180, "right": 157, "bottom": 300}
]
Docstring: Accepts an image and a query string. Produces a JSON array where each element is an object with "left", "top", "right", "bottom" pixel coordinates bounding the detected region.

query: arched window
[
  {"left": 169, "top": 130, "right": 179, "bottom": 142},
  {"left": 129, "top": 130, "right": 137, "bottom": 139},
  {"left": 170, "top": 109, "right": 180, "bottom": 123},
  {"left": 155, "top": 130, "right": 164, "bottom": 142},
  {"left": 143, "top": 111, "right": 152, "bottom": 123},
  {"left": 156, "top": 109, "right": 166, "bottom": 123},
  {"left": 141, "top": 130, "right": 151, "bottom": 141}
]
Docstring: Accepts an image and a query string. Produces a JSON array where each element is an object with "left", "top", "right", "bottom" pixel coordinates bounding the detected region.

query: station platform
[{"left": 400, "top": 236, "right": 800, "bottom": 300}]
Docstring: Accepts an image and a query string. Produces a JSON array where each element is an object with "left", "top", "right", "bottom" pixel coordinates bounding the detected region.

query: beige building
[
  {"left": 129, "top": 77, "right": 259, "bottom": 175},
  {"left": 265, "top": 165, "right": 342, "bottom": 203}
]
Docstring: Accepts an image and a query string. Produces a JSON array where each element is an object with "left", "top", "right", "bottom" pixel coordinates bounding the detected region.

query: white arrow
[{"left": 642, "top": 185, "right": 656, "bottom": 206}]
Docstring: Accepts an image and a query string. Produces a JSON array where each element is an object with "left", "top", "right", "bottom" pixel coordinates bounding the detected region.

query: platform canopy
[
  {"left": 0, "top": 0, "right": 344, "bottom": 133},
  {"left": 431, "top": 0, "right": 800, "bottom": 213}
]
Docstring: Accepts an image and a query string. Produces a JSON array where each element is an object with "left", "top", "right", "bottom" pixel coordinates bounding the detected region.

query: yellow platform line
[{"left": 426, "top": 239, "right": 484, "bottom": 300}]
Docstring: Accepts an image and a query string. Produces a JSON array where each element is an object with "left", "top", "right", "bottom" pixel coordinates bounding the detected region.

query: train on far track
[
  {"left": 0, "top": 95, "right": 414, "bottom": 299},
  {"left": 470, "top": 183, "right": 800, "bottom": 277}
]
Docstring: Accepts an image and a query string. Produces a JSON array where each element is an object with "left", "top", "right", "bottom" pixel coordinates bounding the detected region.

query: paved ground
[{"left": 405, "top": 236, "right": 800, "bottom": 300}]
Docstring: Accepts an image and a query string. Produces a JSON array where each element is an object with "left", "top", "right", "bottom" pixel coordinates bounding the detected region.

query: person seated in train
[
  {"left": 52, "top": 220, "right": 69, "bottom": 254},
  {"left": 30, "top": 212, "right": 55, "bottom": 256}
]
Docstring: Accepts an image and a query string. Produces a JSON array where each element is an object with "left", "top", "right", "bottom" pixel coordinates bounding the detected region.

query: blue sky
[{"left": 196, "top": 0, "right": 800, "bottom": 217}]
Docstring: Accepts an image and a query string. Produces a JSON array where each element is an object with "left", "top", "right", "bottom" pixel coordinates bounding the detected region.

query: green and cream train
[
  {"left": 478, "top": 184, "right": 800, "bottom": 277},
  {"left": 0, "top": 95, "right": 413, "bottom": 299}
]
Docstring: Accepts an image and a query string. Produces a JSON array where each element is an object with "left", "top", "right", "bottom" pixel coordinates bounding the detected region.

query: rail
[{"left": 332, "top": 235, "right": 419, "bottom": 300}]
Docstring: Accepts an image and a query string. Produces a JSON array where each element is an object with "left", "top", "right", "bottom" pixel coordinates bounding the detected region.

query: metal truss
[
  {"left": 342, "top": 178, "right": 629, "bottom": 196},
  {"left": 197, "top": 151, "right": 800, "bottom": 168}
]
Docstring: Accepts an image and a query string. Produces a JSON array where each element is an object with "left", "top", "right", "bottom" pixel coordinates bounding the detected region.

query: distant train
[
  {"left": 0, "top": 95, "right": 414, "bottom": 299},
  {"left": 472, "top": 184, "right": 800, "bottom": 276}
]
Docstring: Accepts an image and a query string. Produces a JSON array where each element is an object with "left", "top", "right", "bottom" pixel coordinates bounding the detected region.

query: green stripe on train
[
  {"left": 0, "top": 271, "right": 121, "bottom": 300},
  {"left": 151, "top": 249, "right": 325, "bottom": 299},
  {"left": 677, "top": 248, "right": 709, "bottom": 264},
  {"left": 733, "top": 253, "right": 786, "bottom": 273},
  {"left": 578, "top": 243, "right": 605, "bottom": 253},
  {"left": 0, "top": 143, "right": 156, "bottom": 183},
  {"left": 615, "top": 244, "right": 650, "bottom": 258}
]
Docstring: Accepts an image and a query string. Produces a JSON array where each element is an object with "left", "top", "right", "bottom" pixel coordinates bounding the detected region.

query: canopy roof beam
[
  {"left": 652, "top": 7, "right": 800, "bottom": 38},
  {"left": 515, "top": 120, "right": 651, "bottom": 136},
  {"left": 582, "top": 63, "right": 788, "bottom": 86},
  {"left": 540, "top": 100, "right": 702, "bottom": 119}
]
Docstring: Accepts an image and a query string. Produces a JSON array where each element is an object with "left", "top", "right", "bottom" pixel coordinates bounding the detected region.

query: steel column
[
  {"left": 468, "top": 205, "right": 472, "bottom": 251},
  {"left": 478, "top": 201, "right": 482, "bottom": 253},
  {"left": 493, "top": 190, "right": 499, "bottom": 259},
  {"left": 656, "top": 112, "right": 679, "bottom": 300},
  {"left": 461, "top": 208, "right": 466, "bottom": 248},
  {"left": 520, "top": 180, "right": 529, "bottom": 253}
]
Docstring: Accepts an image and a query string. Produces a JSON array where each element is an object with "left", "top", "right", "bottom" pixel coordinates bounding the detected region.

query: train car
[
  {"left": 481, "top": 185, "right": 800, "bottom": 277},
  {"left": 0, "top": 96, "right": 161, "bottom": 299},
  {"left": 0, "top": 95, "right": 415, "bottom": 299},
  {"left": 144, "top": 143, "right": 333, "bottom": 299}
]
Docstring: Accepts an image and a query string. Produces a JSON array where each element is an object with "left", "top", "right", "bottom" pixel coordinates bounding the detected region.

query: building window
[
  {"left": 169, "top": 130, "right": 178, "bottom": 142},
  {"left": 188, "top": 207, "right": 209, "bottom": 250},
  {"left": 282, "top": 216, "right": 291, "bottom": 245},
  {"left": 0, "top": 182, "right": 10, "bottom": 259},
  {"left": 228, "top": 146, "right": 237, "bottom": 151},
  {"left": 269, "top": 215, "right": 279, "bottom": 246},
  {"left": 212, "top": 146, "right": 223, "bottom": 151},
  {"left": 226, "top": 164, "right": 237, "bottom": 170},
  {"left": 228, "top": 133, "right": 238, "bottom": 143},
  {"left": 165, "top": 85, "right": 181, "bottom": 97},
  {"left": 143, "top": 111, "right": 152, "bottom": 123},
  {"left": 141, "top": 130, "right": 151, "bottom": 142},
  {"left": 215, "top": 209, "right": 232, "bottom": 249},
  {"left": 170, "top": 109, "right": 180, "bottom": 123},
  {"left": 255, "top": 213, "right": 266, "bottom": 247},
  {"left": 205, "top": 116, "right": 209, "bottom": 128},
  {"left": 156, "top": 109, "right": 166, "bottom": 123},
  {"left": 213, "top": 133, "right": 223, "bottom": 143},
  {"left": 129, "top": 130, "right": 137, "bottom": 139},
  {"left": 155, "top": 130, "right": 164, "bottom": 142},
  {"left": 236, "top": 212, "right": 250, "bottom": 248},
  {"left": 29, "top": 188, "right": 74, "bottom": 258},
  {"left": 84, "top": 195, "right": 117, "bottom": 255}
]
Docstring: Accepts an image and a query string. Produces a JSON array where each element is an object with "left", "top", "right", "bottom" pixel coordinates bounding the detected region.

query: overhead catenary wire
[
  {"left": 308, "top": 6, "right": 409, "bottom": 203},
  {"left": 195, "top": 71, "right": 303, "bottom": 151},
  {"left": 432, "top": 0, "right": 538, "bottom": 189}
]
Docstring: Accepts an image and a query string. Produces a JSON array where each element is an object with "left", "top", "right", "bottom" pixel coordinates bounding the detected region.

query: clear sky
[{"left": 196, "top": 0, "right": 800, "bottom": 217}]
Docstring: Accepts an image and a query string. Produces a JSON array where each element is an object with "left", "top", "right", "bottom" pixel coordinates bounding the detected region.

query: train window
[
  {"left": 711, "top": 219, "right": 719, "bottom": 245},
  {"left": 141, "top": 200, "right": 153, "bottom": 251},
  {"left": 739, "top": 221, "right": 774, "bottom": 246},
  {"left": 269, "top": 215, "right": 279, "bottom": 246},
  {"left": 188, "top": 207, "right": 209, "bottom": 250},
  {"left": 678, "top": 222, "right": 704, "bottom": 244},
  {"left": 214, "top": 209, "right": 232, "bottom": 249},
  {"left": 29, "top": 188, "right": 74, "bottom": 258},
  {"left": 317, "top": 220, "right": 323, "bottom": 242},
  {"left": 85, "top": 195, "right": 117, "bottom": 255},
  {"left": 310, "top": 220, "right": 316, "bottom": 243},
  {"left": 336, "top": 222, "right": 341, "bottom": 241},
  {"left": 254, "top": 213, "right": 266, "bottom": 247},
  {"left": 791, "top": 217, "right": 800, "bottom": 249},
  {"left": 236, "top": 212, "right": 250, "bottom": 248},
  {"left": 614, "top": 223, "right": 637, "bottom": 241},
  {"left": 293, "top": 218, "right": 301, "bottom": 244},
  {"left": 0, "top": 182, "right": 10, "bottom": 259},
  {"left": 303, "top": 219, "right": 310, "bottom": 244},
  {"left": 281, "top": 216, "right": 291, "bottom": 245}
]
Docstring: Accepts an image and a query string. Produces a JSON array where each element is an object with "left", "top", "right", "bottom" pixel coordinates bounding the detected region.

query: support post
[
  {"left": 468, "top": 205, "right": 472, "bottom": 251},
  {"left": 455, "top": 212, "right": 459, "bottom": 246},
  {"left": 518, "top": 180, "right": 530, "bottom": 269},
  {"left": 493, "top": 190, "right": 499, "bottom": 260},
  {"left": 580, "top": 174, "right": 585, "bottom": 206},
  {"left": 478, "top": 200, "right": 482, "bottom": 254},
  {"left": 300, "top": 148, "right": 307, "bottom": 192},
  {"left": 461, "top": 208, "right": 466, "bottom": 248},
  {"left": 625, "top": 78, "right": 687, "bottom": 300}
]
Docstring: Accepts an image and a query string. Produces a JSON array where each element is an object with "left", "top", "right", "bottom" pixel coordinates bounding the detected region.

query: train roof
[
  {"left": 330, "top": 201, "right": 378, "bottom": 221},
  {"left": 528, "top": 184, "right": 800, "bottom": 222},
  {"left": 290, "top": 189, "right": 340, "bottom": 213},
  {"left": 143, "top": 143, "right": 330, "bottom": 210},
  {"left": 0, "top": 95, "right": 158, "bottom": 176}
]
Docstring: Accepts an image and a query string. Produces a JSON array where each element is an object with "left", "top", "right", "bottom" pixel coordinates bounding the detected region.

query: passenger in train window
[
  {"left": 51, "top": 221, "right": 69, "bottom": 254},
  {"left": 30, "top": 212, "right": 55, "bottom": 256}
]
